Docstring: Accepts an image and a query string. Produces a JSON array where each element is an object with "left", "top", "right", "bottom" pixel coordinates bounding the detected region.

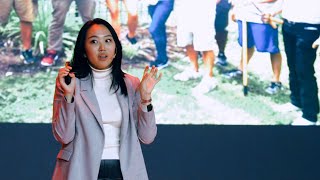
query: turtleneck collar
[{"left": 89, "top": 65, "right": 112, "bottom": 79}]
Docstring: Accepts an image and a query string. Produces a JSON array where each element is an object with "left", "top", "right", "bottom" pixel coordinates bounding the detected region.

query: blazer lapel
[
  {"left": 79, "top": 75, "right": 104, "bottom": 132},
  {"left": 117, "top": 88, "right": 129, "bottom": 143}
]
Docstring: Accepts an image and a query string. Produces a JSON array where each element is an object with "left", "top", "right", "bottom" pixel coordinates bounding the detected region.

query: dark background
[{"left": 0, "top": 123, "right": 319, "bottom": 180}]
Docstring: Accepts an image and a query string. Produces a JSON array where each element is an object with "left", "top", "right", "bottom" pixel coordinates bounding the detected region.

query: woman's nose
[{"left": 99, "top": 44, "right": 106, "bottom": 52}]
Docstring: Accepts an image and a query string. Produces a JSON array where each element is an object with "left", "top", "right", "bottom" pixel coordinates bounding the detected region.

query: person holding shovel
[{"left": 224, "top": 0, "right": 283, "bottom": 95}]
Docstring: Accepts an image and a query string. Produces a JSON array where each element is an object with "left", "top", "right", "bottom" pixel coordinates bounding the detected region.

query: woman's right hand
[
  {"left": 312, "top": 36, "right": 320, "bottom": 49},
  {"left": 58, "top": 65, "right": 76, "bottom": 97},
  {"left": 230, "top": 8, "right": 236, "bottom": 22}
]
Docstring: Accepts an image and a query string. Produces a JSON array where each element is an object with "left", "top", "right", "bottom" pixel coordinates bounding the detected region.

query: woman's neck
[{"left": 89, "top": 65, "right": 112, "bottom": 79}]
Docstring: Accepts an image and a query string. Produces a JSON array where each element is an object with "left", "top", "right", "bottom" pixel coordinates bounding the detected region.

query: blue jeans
[
  {"left": 282, "top": 19, "right": 320, "bottom": 122},
  {"left": 148, "top": 0, "right": 174, "bottom": 63},
  {"left": 215, "top": 0, "right": 231, "bottom": 32}
]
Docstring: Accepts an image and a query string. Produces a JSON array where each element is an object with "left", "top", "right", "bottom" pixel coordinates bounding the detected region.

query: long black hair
[{"left": 71, "top": 18, "right": 127, "bottom": 96}]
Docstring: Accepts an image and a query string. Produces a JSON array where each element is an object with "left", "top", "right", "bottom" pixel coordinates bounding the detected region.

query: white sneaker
[
  {"left": 192, "top": 76, "right": 218, "bottom": 95},
  {"left": 291, "top": 117, "right": 317, "bottom": 126},
  {"left": 276, "top": 103, "right": 300, "bottom": 113},
  {"left": 173, "top": 68, "right": 202, "bottom": 81}
]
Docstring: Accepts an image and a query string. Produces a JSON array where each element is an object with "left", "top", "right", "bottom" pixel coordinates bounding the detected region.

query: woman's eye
[
  {"left": 106, "top": 39, "right": 112, "bottom": 43},
  {"left": 90, "top": 40, "right": 98, "bottom": 44}
]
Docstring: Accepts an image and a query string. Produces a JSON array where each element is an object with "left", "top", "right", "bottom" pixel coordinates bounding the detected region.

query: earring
[{"left": 84, "top": 54, "right": 87, "bottom": 58}]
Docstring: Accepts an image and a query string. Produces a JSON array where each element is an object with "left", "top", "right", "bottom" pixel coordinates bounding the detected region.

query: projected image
[{"left": 0, "top": 0, "right": 319, "bottom": 125}]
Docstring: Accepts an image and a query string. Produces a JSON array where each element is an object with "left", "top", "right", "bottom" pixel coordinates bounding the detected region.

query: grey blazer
[{"left": 52, "top": 74, "right": 157, "bottom": 180}]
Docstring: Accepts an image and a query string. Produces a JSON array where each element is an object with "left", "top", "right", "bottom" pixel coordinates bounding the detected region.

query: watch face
[{"left": 147, "top": 104, "right": 153, "bottom": 112}]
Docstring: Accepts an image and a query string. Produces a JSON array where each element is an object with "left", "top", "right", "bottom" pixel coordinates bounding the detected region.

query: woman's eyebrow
[{"left": 87, "top": 34, "right": 112, "bottom": 39}]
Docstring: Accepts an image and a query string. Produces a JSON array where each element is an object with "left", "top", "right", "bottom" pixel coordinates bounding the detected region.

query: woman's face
[{"left": 85, "top": 24, "right": 116, "bottom": 70}]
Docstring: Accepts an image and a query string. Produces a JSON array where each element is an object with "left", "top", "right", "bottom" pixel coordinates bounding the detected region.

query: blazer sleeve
[
  {"left": 131, "top": 76, "right": 157, "bottom": 144},
  {"left": 52, "top": 77, "right": 76, "bottom": 145}
]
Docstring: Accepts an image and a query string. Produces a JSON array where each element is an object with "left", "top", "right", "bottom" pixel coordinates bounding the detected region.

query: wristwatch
[{"left": 147, "top": 104, "right": 153, "bottom": 112}]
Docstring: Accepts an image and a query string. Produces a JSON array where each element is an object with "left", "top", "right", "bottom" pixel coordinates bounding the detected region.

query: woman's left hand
[{"left": 139, "top": 66, "right": 162, "bottom": 100}]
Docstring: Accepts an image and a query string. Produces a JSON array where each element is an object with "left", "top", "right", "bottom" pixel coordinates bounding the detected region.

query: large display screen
[{"left": 1, "top": 0, "right": 319, "bottom": 124}]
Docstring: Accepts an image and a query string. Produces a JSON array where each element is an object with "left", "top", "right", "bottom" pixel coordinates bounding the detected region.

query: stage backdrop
[{"left": 1, "top": 1, "right": 320, "bottom": 124}]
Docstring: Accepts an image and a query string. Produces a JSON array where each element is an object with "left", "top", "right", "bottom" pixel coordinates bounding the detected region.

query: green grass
[
  {"left": 0, "top": 71, "right": 56, "bottom": 123},
  {"left": 0, "top": 56, "right": 312, "bottom": 125},
  {"left": 125, "top": 59, "right": 298, "bottom": 125}
]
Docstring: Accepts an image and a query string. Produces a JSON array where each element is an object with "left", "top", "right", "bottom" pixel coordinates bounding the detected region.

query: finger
[
  {"left": 153, "top": 68, "right": 159, "bottom": 78},
  {"left": 62, "top": 71, "right": 69, "bottom": 76},
  {"left": 150, "top": 66, "right": 156, "bottom": 77},
  {"left": 65, "top": 67, "right": 71, "bottom": 72},
  {"left": 59, "top": 67, "right": 70, "bottom": 75},
  {"left": 65, "top": 62, "right": 72, "bottom": 70},
  {"left": 65, "top": 66, "right": 72, "bottom": 71},
  {"left": 143, "top": 66, "right": 149, "bottom": 75},
  {"left": 58, "top": 71, "right": 68, "bottom": 78},
  {"left": 58, "top": 75, "right": 67, "bottom": 87},
  {"left": 69, "top": 72, "right": 76, "bottom": 78},
  {"left": 269, "top": 21, "right": 277, "bottom": 29},
  {"left": 59, "top": 67, "right": 67, "bottom": 73}
]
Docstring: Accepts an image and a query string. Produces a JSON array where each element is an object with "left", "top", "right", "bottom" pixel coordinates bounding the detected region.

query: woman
[{"left": 52, "top": 18, "right": 161, "bottom": 180}]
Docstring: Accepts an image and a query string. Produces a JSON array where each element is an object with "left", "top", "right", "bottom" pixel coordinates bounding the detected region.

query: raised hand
[
  {"left": 58, "top": 64, "right": 76, "bottom": 98},
  {"left": 139, "top": 66, "right": 162, "bottom": 100}
]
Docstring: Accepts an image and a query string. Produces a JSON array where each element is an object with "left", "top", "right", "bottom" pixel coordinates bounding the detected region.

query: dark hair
[{"left": 71, "top": 18, "right": 127, "bottom": 96}]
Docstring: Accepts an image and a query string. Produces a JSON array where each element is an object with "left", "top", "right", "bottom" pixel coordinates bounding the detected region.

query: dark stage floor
[{"left": 1, "top": 123, "right": 319, "bottom": 180}]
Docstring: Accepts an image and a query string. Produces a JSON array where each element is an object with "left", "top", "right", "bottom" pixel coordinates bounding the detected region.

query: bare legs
[
  {"left": 20, "top": 21, "right": 32, "bottom": 50},
  {"left": 106, "top": 0, "right": 138, "bottom": 38},
  {"left": 185, "top": 45, "right": 215, "bottom": 77}
]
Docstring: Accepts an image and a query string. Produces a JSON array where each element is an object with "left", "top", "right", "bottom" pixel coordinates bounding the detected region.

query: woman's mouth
[{"left": 98, "top": 55, "right": 108, "bottom": 59}]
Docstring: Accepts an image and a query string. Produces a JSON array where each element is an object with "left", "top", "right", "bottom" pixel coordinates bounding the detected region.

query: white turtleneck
[{"left": 90, "top": 65, "right": 122, "bottom": 160}]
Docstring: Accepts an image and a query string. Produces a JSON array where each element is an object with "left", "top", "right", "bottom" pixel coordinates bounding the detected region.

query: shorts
[
  {"left": 176, "top": 2, "right": 216, "bottom": 51},
  {"left": 237, "top": 21, "right": 280, "bottom": 54},
  {"left": 0, "top": 0, "right": 38, "bottom": 24}
]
